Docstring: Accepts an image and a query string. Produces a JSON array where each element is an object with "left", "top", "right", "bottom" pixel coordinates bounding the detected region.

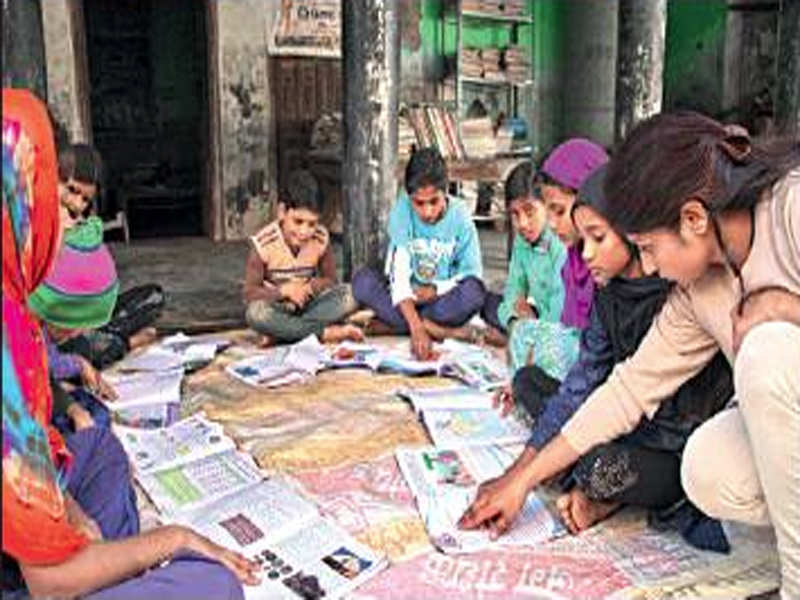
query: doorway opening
[{"left": 83, "top": 0, "right": 209, "bottom": 238}]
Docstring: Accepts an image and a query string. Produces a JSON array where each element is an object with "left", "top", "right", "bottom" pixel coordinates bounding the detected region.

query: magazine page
[
  {"left": 115, "top": 346, "right": 186, "bottom": 372},
  {"left": 421, "top": 408, "right": 530, "bottom": 448},
  {"left": 179, "top": 480, "right": 386, "bottom": 600},
  {"left": 376, "top": 343, "right": 443, "bottom": 376},
  {"left": 398, "top": 385, "right": 495, "bottom": 412},
  {"left": 104, "top": 368, "right": 184, "bottom": 409},
  {"left": 137, "top": 449, "right": 264, "bottom": 518},
  {"left": 325, "top": 341, "right": 383, "bottom": 370},
  {"left": 111, "top": 402, "right": 180, "bottom": 429},
  {"left": 177, "top": 479, "right": 321, "bottom": 545},
  {"left": 438, "top": 341, "right": 509, "bottom": 391},
  {"left": 396, "top": 445, "right": 565, "bottom": 554},
  {"left": 245, "top": 517, "right": 387, "bottom": 600},
  {"left": 114, "top": 413, "right": 235, "bottom": 474},
  {"left": 226, "top": 336, "right": 326, "bottom": 388}
]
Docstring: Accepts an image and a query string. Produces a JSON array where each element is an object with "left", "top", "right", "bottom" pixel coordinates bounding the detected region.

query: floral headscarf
[{"left": 2, "top": 88, "right": 88, "bottom": 565}]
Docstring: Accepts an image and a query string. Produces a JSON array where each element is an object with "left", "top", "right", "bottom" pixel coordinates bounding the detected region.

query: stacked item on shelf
[
  {"left": 481, "top": 47, "right": 503, "bottom": 81},
  {"left": 461, "top": 47, "right": 484, "bottom": 78},
  {"left": 459, "top": 116, "right": 497, "bottom": 159},
  {"left": 502, "top": 45, "right": 530, "bottom": 84},
  {"left": 460, "top": 0, "right": 483, "bottom": 12},
  {"left": 480, "top": 0, "right": 527, "bottom": 16},
  {"left": 398, "top": 112, "right": 417, "bottom": 163},
  {"left": 406, "top": 105, "right": 466, "bottom": 161}
]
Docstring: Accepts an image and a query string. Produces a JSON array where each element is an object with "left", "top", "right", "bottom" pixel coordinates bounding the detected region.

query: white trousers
[{"left": 681, "top": 322, "right": 800, "bottom": 600}]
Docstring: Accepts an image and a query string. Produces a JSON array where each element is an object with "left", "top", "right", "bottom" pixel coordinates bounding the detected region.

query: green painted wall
[{"left": 664, "top": 0, "right": 728, "bottom": 115}]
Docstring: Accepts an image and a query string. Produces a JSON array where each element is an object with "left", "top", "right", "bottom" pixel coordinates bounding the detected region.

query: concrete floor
[{"left": 110, "top": 226, "right": 510, "bottom": 332}]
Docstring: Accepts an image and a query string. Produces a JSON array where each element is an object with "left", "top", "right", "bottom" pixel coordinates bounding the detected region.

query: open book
[
  {"left": 175, "top": 479, "right": 387, "bottom": 600},
  {"left": 104, "top": 368, "right": 184, "bottom": 428},
  {"left": 398, "top": 386, "right": 496, "bottom": 412},
  {"left": 226, "top": 335, "right": 328, "bottom": 388},
  {"left": 396, "top": 444, "right": 565, "bottom": 554},
  {"left": 328, "top": 341, "right": 510, "bottom": 391},
  {"left": 421, "top": 408, "right": 530, "bottom": 448},
  {"left": 115, "top": 414, "right": 264, "bottom": 517}
]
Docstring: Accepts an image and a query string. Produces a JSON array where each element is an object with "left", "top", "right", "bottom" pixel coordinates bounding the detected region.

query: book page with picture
[
  {"left": 396, "top": 444, "right": 565, "bottom": 554},
  {"left": 177, "top": 479, "right": 387, "bottom": 600}
]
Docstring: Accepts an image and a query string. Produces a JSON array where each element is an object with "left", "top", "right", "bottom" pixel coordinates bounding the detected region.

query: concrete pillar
[
  {"left": 614, "top": 0, "right": 667, "bottom": 143},
  {"left": 775, "top": 0, "right": 800, "bottom": 137},
  {"left": 2, "top": 0, "right": 47, "bottom": 99},
  {"left": 342, "top": 0, "right": 400, "bottom": 277},
  {"left": 562, "top": 0, "right": 618, "bottom": 148},
  {"left": 41, "top": 0, "right": 92, "bottom": 143}
]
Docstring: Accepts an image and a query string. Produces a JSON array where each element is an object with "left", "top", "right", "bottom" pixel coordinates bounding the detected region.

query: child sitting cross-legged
[
  {"left": 244, "top": 169, "right": 363, "bottom": 345},
  {"left": 351, "top": 147, "right": 487, "bottom": 360},
  {"left": 493, "top": 165, "right": 734, "bottom": 550}
]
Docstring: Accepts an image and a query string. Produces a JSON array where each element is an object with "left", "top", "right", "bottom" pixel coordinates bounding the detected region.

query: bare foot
[
  {"left": 322, "top": 324, "right": 365, "bottom": 344},
  {"left": 256, "top": 334, "right": 275, "bottom": 348},
  {"left": 483, "top": 326, "right": 507, "bottom": 348},
  {"left": 422, "top": 319, "right": 457, "bottom": 341},
  {"left": 556, "top": 489, "right": 620, "bottom": 534},
  {"left": 128, "top": 327, "right": 158, "bottom": 350},
  {"left": 363, "top": 318, "right": 396, "bottom": 337}
]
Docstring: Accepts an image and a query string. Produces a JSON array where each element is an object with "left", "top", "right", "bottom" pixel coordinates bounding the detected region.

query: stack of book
[
  {"left": 397, "top": 112, "right": 417, "bottom": 163},
  {"left": 481, "top": 48, "right": 503, "bottom": 81},
  {"left": 502, "top": 45, "right": 530, "bottom": 84},
  {"left": 459, "top": 116, "right": 496, "bottom": 159},
  {"left": 480, "top": 0, "right": 527, "bottom": 16},
  {"left": 461, "top": 47, "right": 484, "bottom": 78},
  {"left": 406, "top": 105, "right": 467, "bottom": 161}
]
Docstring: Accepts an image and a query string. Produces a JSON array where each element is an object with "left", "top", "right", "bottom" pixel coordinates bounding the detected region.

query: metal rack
[{"left": 445, "top": 2, "right": 534, "bottom": 123}]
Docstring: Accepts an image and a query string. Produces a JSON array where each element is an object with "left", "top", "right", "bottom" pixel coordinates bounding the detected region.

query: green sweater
[{"left": 497, "top": 227, "right": 568, "bottom": 329}]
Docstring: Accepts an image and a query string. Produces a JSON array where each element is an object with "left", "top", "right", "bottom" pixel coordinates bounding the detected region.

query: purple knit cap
[{"left": 541, "top": 138, "right": 609, "bottom": 191}]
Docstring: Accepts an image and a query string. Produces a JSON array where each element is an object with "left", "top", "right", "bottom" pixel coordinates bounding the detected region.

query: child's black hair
[
  {"left": 58, "top": 143, "right": 103, "bottom": 186},
  {"left": 405, "top": 147, "right": 447, "bottom": 195},
  {"left": 504, "top": 160, "right": 538, "bottom": 207},
  {"left": 283, "top": 169, "right": 324, "bottom": 214}
]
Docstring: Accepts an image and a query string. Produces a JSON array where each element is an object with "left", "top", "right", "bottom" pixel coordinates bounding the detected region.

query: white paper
[
  {"left": 398, "top": 386, "right": 495, "bottom": 412},
  {"left": 114, "top": 413, "right": 235, "bottom": 474},
  {"left": 138, "top": 449, "right": 264, "bottom": 518},
  {"left": 111, "top": 402, "right": 180, "bottom": 429},
  {"left": 325, "top": 341, "right": 383, "bottom": 370},
  {"left": 104, "top": 368, "right": 184, "bottom": 409},
  {"left": 179, "top": 479, "right": 387, "bottom": 600},
  {"left": 226, "top": 336, "right": 326, "bottom": 388},
  {"left": 116, "top": 346, "right": 186, "bottom": 372},
  {"left": 438, "top": 341, "right": 509, "bottom": 391},
  {"left": 421, "top": 408, "right": 530, "bottom": 448},
  {"left": 396, "top": 445, "right": 565, "bottom": 554}
]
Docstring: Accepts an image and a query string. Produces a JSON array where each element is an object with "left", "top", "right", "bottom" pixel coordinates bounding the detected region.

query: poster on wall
[{"left": 268, "top": 0, "right": 341, "bottom": 58}]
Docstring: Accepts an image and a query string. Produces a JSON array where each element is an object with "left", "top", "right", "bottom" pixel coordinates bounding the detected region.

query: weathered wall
[
  {"left": 41, "top": 0, "right": 91, "bottom": 143},
  {"left": 663, "top": 0, "right": 727, "bottom": 116},
  {"left": 3, "top": 0, "right": 47, "bottom": 99},
  {"left": 723, "top": 0, "right": 778, "bottom": 134},
  {"left": 214, "top": 0, "right": 276, "bottom": 240},
  {"left": 561, "top": 0, "right": 618, "bottom": 149}
]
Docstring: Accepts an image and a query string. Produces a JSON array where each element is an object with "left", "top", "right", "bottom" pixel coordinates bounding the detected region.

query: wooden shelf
[
  {"left": 447, "top": 11, "right": 533, "bottom": 24},
  {"left": 459, "top": 75, "right": 533, "bottom": 87}
]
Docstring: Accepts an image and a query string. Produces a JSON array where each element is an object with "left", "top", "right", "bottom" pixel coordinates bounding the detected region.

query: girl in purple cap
[{"left": 503, "top": 138, "right": 608, "bottom": 411}]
